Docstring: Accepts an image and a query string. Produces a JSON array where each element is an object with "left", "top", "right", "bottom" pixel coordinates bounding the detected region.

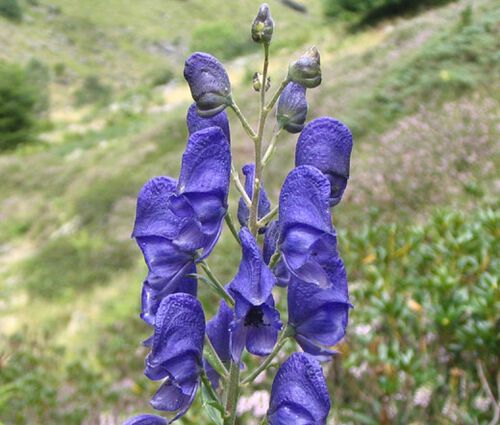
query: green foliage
[
  {"left": 0, "top": 0, "right": 22, "bottom": 22},
  {"left": 190, "top": 22, "right": 257, "bottom": 61},
  {"left": 21, "top": 232, "right": 135, "bottom": 299},
  {"left": 0, "top": 62, "right": 38, "bottom": 151},
  {"left": 323, "top": 0, "right": 452, "bottom": 23},
  {"left": 25, "top": 58, "right": 51, "bottom": 115},
  {"left": 73, "top": 75, "right": 112, "bottom": 107},
  {"left": 148, "top": 67, "right": 175, "bottom": 87}
]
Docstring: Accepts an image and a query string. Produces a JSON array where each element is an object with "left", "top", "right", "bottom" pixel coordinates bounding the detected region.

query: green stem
[
  {"left": 200, "top": 369, "right": 225, "bottom": 412},
  {"left": 199, "top": 262, "right": 235, "bottom": 308},
  {"left": 204, "top": 334, "right": 229, "bottom": 379},
  {"left": 231, "top": 164, "right": 252, "bottom": 207},
  {"left": 225, "top": 213, "right": 241, "bottom": 245},
  {"left": 262, "top": 126, "right": 282, "bottom": 167},
  {"left": 242, "top": 327, "right": 292, "bottom": 385},
  {"left": 249, "top": 42, "right": 270, "bottom": 236},
  {"left": 257, "top": 205, "right": 278, "bottom": 228},
  {"left": 265, "top": 79, "right": 288, "bottom": 112},
  {"left": 223, "top": 361, "right": 241, "bottom": 425},
  {"left": 230, "top": 97, "right": 257, "bottom": 140}
]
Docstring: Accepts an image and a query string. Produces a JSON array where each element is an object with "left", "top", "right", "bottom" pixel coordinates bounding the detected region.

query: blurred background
[{"left": 0, "top": 0, "right": 498, "bottom": 424}]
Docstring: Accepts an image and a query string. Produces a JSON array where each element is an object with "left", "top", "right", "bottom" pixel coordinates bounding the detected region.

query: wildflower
[
  {"left": 132, "top": 127, "right": 230, "bottom": 324},
  {"left": 205, "top": 300, "right": 233, "bottom": 388},
  {"left": 288, "top": 275, "right": 350, "bottom": 358},
  {"left": 278, "top": 165, "right": 342, "bottom": 289},
  {"left": 184, "top": 52, "right": 232, "bottom": 117},
  {"left": 267, "top": 353, "right": 330, "bottom": 424},
  {"left": 237, "top": 163, "right": 271, "bottom": 229},
  {"left": 144, "top": 294, "right": 205, "bottom": 420},
  {"left": 287, "top": 46, "right": 321, "bottom": 89},
  {"left": 251, "top": 3, "right": 274, "bottom": 44},
  {"left": 277, "top": 82, "right": 308, "bottom": 133},
  {"left": 186, "top": 102, "right": 231, "bottom": 143},
  {"left": 123, "top": 414, "right": 168, "bottom": 425},
  {"left": 229, "top": 228, "right": 282, "bottom": 361},
  {"left": 295, "top": 117, "right": 353, "bottom": 207}
]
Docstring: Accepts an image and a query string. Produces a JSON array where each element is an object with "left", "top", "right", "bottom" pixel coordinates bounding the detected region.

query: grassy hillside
[{"left": 0, "top": 0, "right": 499, "bottom": 423}]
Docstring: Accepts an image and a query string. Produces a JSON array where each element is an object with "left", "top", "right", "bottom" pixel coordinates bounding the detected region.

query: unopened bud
[
  {"left": 252, "top": 72, "right": 271, "bottom": 92},
  {"left": 277, "top": 82, "right": 308, "bottom": 133},
  {"left": 287, "top": 46, "right": 321, "bottom": 89},
  {"left": 252, "top": 4, "right": 274, "bottom": 44}
]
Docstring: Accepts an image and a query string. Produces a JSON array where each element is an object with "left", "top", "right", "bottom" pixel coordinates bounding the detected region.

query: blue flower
[
  {"left": 123, "top": 414, "right": 168, "bottom": 425},
  {"left": 186, "top": 102, "right": 231, "bottom": 143},
  {"left": 144, "top": 293, "right": 205, "bottom": 421},
  {"left": 133, "top": 127, "right": 230, "bottom": 325},
  {"left": 278, "top": 165, "right": 344, "bottom": 289},
  {"left": 288, "top": 275, "right": 350, "bottom": 358},
  {"left": 228, "top": 228, "right": 282, "bottom": 361},
  {"left": 184, "top": 52, "right": 232, "bottom": 117},
  {"left": 237, "top": 163, "right": 271, "bottom": 229},
  {"left": 295, "top": 117, "right": 353, "bottom": 207},
  {"left": 205, "top": 300, "right": 233, "bottom": 388},
  {"left": 267, "top": 353, "right": 331, "bottom": 424},
  {"left": 263, "top": 220, "right": 279, "bottom": 265},
  {"left": 277, "top": 82, "right": 308, "bottom": 133}
]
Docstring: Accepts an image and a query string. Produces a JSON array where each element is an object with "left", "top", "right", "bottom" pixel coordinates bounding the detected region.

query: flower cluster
[{"left": 125, "top": 4, "right": 353, "bottom": 425}]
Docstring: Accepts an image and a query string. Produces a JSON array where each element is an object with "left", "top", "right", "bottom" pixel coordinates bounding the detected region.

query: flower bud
[
  {"left": 252, "top": 72, "right": 271, "bottom": 92},
  {"left": 184, "top": 52, "right": 232, "bottom": 117},
  {"left": 276, "top": 82, "right": 308, "bottom": 133},
  {"left": 252, "top": 3, "right": 274, "bottom": 44},
  {"left": 287, "top": 46, "right": 322, "bottom": 89}
]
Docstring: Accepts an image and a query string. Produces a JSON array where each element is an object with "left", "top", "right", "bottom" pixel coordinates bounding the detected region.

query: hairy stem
[
  {"left": 265, "top": 79, "right": 288, "bottom": 112},
  {"left": 225, "top": 212, "right": 241, "bottom": 245},
  {"left": 199, "top": 261, "right": 235, "bottom": 308},
  {"left": 249, "top": 43, "right": 270, "bottom": 236},
  {"left": 204, "top": 334, "right": 229, "bottom": 379},
  {"left": 224, "top": 361, "right": 241, "bottom": 425},
  {"left": 231, "top": 164, "right": 252, "bottom": 207},
  {"left": 262, "top": 126, "right": 283, "bottom": 166},
  {"left": 200, "top": 369, "right": 225, "bottom": 412},
  {"left": 230, "top": 97, "right": 257, "bottom": 140},
  {"left": 257, "top": 205, "right": 278, "bottom": 228}
]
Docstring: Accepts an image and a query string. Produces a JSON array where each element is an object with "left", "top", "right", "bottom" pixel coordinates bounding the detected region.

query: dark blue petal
[
  {"left": 268, "top": 353, "right": 330, "bottom": 424},
  {"left": 229, "top": 228, "right": 276, "bottom": 305},
  {"left": 277, "top": 82, "right": 308, "bottom": 134},
  {"left": 245, "top": 303, "right": 281, "bottom": 356},
  {"left": 237, "top": 163, "right": 271, "bottom": 229},
  {"left": 178, "top": 127, "right": 231, "bottom": 201},
  {"left": 150, "top": 378, "right": 198, "bottom": 422},
  {"left": 187, "top": 102, "right": 231, "bottom": 142},
  {"left": 295, "top": 117, "right": 353, "bottom": 207},
  {"left": 263, "top": 220, "right": 280, "bottom": 265},
  {"left": 132, "top": 176, "right": 180, "bottom": 239},
  {"left": 278, "top": 165, "right": 332, "bottom": 235},
  {"left": 123, "top": 414, "right": 168, "bottom": 425},
  {"left": 229, "top": 318, "right": 247, "bottom": 363},
  {"left": 184, "top": 53, "right": 231, "bottom": 117}
]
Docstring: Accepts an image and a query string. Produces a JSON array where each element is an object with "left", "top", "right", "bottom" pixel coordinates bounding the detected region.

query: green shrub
[
  {"left": 191, "top": 22, "right": 257, "bottom": 60},
  {"left": 148, "top": 67, "right": 175, "bottom": 87},
  {"left": 0, "top": 0, "right": 22, "bottom": 21},
  {"left": 0, "top": 62, "right": 38, "bottom": 151},
  {"left": 25, "top": 58, "right": 51, "bottom": 115},
  {"left": 73, "top": 75, "right": 112, "bottom": 107}
]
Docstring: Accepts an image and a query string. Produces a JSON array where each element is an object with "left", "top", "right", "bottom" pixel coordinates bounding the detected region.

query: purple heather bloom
[
  {"left": 277, "top": 82, "right": 308, "bottom": 133},
  {"left": 237, "top": 163, "right": 271, "bottom": 229},
  {"left": 278, "top": 165, "right": 342, "bottom": 289},
  {"left": 288, "top": 275, "right": 350, "bottom": 358},
  {"left": 123, "top": 414, "right": 168, "bottom": 425},
  {"left": 205, "top": 300, "right": 233, "bottom": 388},
  {"left": 184, "top": 52, "right": 231, "bottom": 117},
  {"left": 295, "top": 117, "right": 353, "bottom": 207},
  {"left": 228, "top": 228, "right": 282, "bottom": 361},
  {"left": 133, "top": 127, "right": 230, "bottom": 324},
  {"left": 186, "top": 102, "right": 231, "bottom": 143},
  {"left": 144, "top": 294, "right": 205, "bottom": 421},
  {"left": 267, "top": 353, "right": 331, "bottom": 425}
]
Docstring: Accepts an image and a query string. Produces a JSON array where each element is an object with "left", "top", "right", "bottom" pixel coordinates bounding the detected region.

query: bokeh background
[{"left": 0, "top": 0, "right": 498, "bottom": 424}]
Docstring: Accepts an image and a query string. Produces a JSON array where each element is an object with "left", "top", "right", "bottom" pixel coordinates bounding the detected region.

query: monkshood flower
[
  {"left": 184, "top": 52, "right": 232, "bottom": 117},
  {"left": 144, "top": 294, "right": 205, "bottom": 420},
  {"left": 252, "top": 3, "right": 274, "bottom": 44},
  {"left": 123, "top": 414, "right": 168, "bottom": 425},
  {"left": 288, "top": 274, "right": 350, "bottom": 358},
  {"left": 186, "top": 102, "right": 231, "bottom": 143},
  {"left": 278, "top": 165, "right": 342, "bottom": 289},
  {"left": 228, "top": 228, "right": 282, "bottom": 361},
  {"left": 267, "top": 353, "right": 330, "bottom": 424},
  {"left": 295, "top": 117, "right": 353, "bottom": 207},
  {"left": 263, "top": 220, "right": 279, "bottom": 265},
  {"left": 205, "top": 300, "right": 233, "bottom": 388},
  {"left": 132, "top": 127, "right": 230, "bottom": 324},
  {"left": 237, "top": 163, "right": 271, "bottom": 229},
  {"left": 276, "top": 82, "right": 308, "bottom": 133},
  {"left": 287, "top": 46, "right": 321, "bottom": 89}
]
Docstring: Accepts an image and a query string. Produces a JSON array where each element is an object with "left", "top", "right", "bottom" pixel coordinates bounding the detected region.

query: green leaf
[{"left": 200, "top": 380, "right": 224, "bottom": 425}]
